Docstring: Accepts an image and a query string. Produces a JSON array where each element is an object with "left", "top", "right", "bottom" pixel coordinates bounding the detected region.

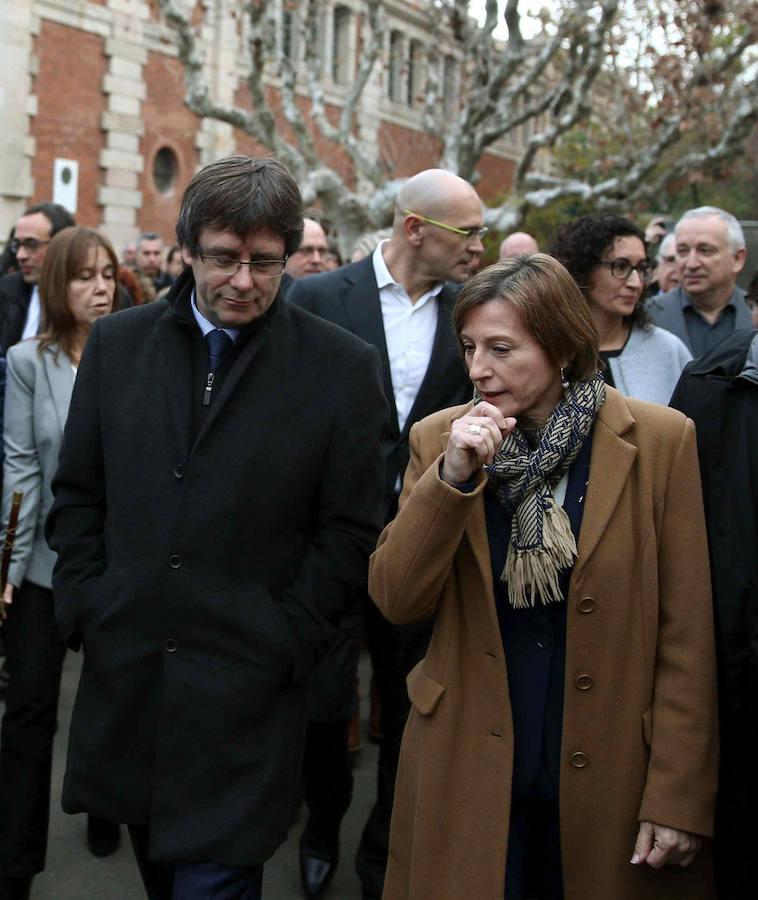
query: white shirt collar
[{"left": 371, "top": 240, "right": 444, "bottom": 301}]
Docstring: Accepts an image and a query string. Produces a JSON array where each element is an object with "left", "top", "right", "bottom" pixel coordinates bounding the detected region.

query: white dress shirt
[
  {"left": 372, "top": 241, "right": 441, "bottom": 435},
  {"left": 21, "top": 286, "right": 41, "bottom": 340}
]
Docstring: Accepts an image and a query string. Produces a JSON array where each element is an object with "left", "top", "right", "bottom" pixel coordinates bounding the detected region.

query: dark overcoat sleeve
[{"left": 45, "top": 319, "right": 107, "bottom": 646}]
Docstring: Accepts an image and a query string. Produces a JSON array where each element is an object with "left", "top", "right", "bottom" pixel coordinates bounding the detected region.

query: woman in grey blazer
[
  {"left": 552, "top": 214, "right": 692, "bottom": 405},
  {"left": 0, "top": 227, "right": 119, "bottom": 900}
]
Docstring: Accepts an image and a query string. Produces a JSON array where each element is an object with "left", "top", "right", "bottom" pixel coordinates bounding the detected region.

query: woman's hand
[
  {"left": 631, "top": 821, "right": 702, "bottom": 869},
  {"left": 441, "top": 402, "right": 516, "bottom": 486},
  {"left": 1, "top": 582, "right": 15, "bottom": 622}
]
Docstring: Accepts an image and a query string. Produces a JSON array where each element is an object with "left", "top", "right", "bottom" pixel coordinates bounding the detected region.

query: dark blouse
[{"left": 484, "top": 428, "right": 593, "bottom": 802}]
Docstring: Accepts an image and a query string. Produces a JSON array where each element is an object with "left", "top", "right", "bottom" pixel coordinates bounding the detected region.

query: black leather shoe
[
  {"left": 0, "top": 874, "right": 32, "bottom": 900},
  {"left": 299, "top": 820, "right": 339, "bottom": 897},
  {"left": 86, "top": 815, "right": 121, "bottom": 857}
]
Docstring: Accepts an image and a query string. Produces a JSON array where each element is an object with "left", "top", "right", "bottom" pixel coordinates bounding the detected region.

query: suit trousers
[
  {"left": 128, "top": 826, "right": 263, "bottom": 900},
  {"left": 0, "top": 580, "right": 66, "bottom": 877}
]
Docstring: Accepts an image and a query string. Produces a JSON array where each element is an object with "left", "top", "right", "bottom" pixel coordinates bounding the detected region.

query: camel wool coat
[{"left": 369, "top": 387, "right": 718, "bottom": 900}]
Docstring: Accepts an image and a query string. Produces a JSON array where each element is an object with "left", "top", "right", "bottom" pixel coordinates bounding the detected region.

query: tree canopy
[{"left": 156, "top": 0, "right": 758, "bottom": 251}]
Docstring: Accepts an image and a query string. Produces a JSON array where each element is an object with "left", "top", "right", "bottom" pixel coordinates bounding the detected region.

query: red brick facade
[
  {"left": 139, "top": 51, "right": 200, "bottom": 243},
  {"left": 30, "top": 20, "right": 107, "bottom": 227}
]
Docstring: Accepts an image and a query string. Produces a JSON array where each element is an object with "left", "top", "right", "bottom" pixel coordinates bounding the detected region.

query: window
[
  {"left": 152, "top": 147, "right": 179, "bottom": 195},
  {"left": 281, "top": 6, "right": 297, "bottom": 60},
  {"left": 332, "top": 5, "right": 352, "bottom": 84},
  {"left": 388, "top": 31, "right": 405, "bottom": 103},
  {"left": 442, "top": 55, "right": 457, "bottom": 118},
  {"left": 408, "top": 40, "right": 426, "bottom": 107}
]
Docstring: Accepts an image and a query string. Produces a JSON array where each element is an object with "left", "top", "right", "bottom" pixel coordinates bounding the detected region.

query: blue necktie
[
  {"left": 205, "top": 329, "right": 233, "bottom": 373},
  {"left": 203, "top": 329, "right": 233, "bottom": 406}
]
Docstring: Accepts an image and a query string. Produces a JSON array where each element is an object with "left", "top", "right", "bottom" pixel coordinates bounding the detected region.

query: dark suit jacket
[
  {"left": 45, "top": 270, "right": 386, "bottom": 865},
  {"left": 287, "top": 256, "right": 472, "bottom": 505},
  {"left": 0, "top": 272, "right": 33, "bottom": 354},
  {"left": 648, "top": 285, "right": 751, "bottom": 354}
]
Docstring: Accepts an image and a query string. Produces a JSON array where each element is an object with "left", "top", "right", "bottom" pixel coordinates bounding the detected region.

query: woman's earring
[{"left": 560, "top": 367, "right": 569, "bottom": 389}]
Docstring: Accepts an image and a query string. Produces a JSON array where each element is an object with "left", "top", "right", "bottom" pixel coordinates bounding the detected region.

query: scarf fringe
[{"left": 503, "top": 500, "right": 577, "bottom": 609}]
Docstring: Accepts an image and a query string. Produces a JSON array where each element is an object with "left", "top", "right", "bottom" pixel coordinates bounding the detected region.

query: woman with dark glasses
[{"left": 552, "top": 214, "right": 691, "bottom": 405}]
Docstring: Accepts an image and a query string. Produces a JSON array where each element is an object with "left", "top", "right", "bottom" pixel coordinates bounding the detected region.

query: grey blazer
[
  {"left": 2, "top": 339, "right": 75, "bottom": 589},
  {"left": 648, "top": 285, "right": 751, "bottom": 354}
]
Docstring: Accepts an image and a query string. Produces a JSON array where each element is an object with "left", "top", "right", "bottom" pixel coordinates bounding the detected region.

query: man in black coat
[
  {"left": 0, "top": 202, "right": 75, "bottom": 354},
  {"left": 45, "top": 156, "right": 386, "bottom": 900},
  {"left": 288, "top": 168, "right": 482, "bottom": 899},
  {"left": 670, "top": 328, "right": 758, "bottom": 900}
]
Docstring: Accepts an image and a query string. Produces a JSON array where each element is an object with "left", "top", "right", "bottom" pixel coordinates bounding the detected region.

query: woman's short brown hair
[
  {"left": 453, "top": 254, "right": 600, "bottom": 383},
  {"left": 38, "top": 227, "right": 119, "bottom": 359}
]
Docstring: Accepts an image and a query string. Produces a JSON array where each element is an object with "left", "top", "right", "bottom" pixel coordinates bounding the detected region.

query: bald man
[
  {"left": 288, "top": 169, "right": 481, "bottom": 899},
  {"left": 285, "top": 217, "right": 330, "bottom": 279},
  {"left": 499, "top": 230, "right": 539, "bottom": 258}
]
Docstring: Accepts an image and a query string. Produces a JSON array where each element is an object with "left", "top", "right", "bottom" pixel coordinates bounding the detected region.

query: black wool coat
[
  {"left": 670, "top": 328, "right": 758, "bottom": 899},
  {"left": 0, "top": 271, "right": 33, "bottom": 353},
  {"left": 46, "top": 271, "right": 387, "bottom": 866}
]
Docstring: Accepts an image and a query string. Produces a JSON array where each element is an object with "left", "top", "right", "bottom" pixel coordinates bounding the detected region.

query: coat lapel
[
  {"left": 402, "top": 286, "right": 463, "bottom": 439},
  {"left": 439, "top": 408, "right": 498, "bottom": 632},
  {"left": 339, "top": 259, "right": 398, "bottom": 434},
  {"left": 43, "top": 345, "right": 75, "bottom": 435},
  {"left": 157, "top": 295, "right": 195, "bottom": 457},
  {"left": 573, "top": 389, "right": 636, "bottom": 579}
]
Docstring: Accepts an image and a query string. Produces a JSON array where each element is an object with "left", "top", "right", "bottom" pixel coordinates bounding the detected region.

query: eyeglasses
[
  {"left": 403, "top": 210, "right": 488, "bottom": 242},
  {"left": 10, "top": 238, "right": 51, "bottom": 254},
  {"left": 198, "top": 251, "right": 288, "bottom": 278},
  {"left": 599, "top": 259, "right": 653, "bottom": 283}
]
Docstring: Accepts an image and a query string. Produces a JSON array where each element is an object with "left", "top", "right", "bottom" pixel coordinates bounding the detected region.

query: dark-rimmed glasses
[
  {"left": 403, "top": 210, "right": 488, "bottom": 242},
  {"left": 600, "top": 259, "right": 653, "bottom": 283},
  {"left": 10, "top": 238, "right": 51, "bottom": 254},
  {"left": 198, "top": 252, "right": 288, "bottom": 278}
]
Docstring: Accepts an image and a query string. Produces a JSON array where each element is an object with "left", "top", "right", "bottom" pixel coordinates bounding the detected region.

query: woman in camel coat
[{"left": 369, "top": 255, "right": 718, "bottom": 900}]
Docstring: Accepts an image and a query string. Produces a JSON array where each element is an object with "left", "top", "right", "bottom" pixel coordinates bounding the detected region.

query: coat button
[
  {"left": 169, "top": 554, "right": 182, "bottom": 569},
  {"left": 575, "top": 673, "right": 594, "bottom": 691},
  {"left": 570, "top": 751, "right": 589, "bottom": 768},
  {"left": 536, "top": 633, "right": 552, "bottom": 649},
  {"left": 164, "top": 639, "right": 178, "bottom": 653},
  {"left": 577, "top": 596, "right": 595, "bottom": 613},
  {"left": 174, "top": 464, "right": 185, "bottom": 479}
]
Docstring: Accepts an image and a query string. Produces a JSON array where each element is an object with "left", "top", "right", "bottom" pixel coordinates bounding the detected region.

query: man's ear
[
  {"left": 180, "top": 246, "right": 194, "bottom": 267},
  {"left": 733, "top": 246, "right": 747, "bottom": 275},
  {"left": 403, "top": 214, "right": 424, "bottom": 247}
]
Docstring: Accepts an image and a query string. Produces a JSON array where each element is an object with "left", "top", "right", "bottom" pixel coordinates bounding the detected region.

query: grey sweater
[{"left": 606, "top": 326, "right": 692, "bottom": 406}]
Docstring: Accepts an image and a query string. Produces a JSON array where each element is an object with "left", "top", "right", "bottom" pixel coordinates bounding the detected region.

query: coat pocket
[{"left": 406, "top": 661, "right": 446, "bottom": 716}]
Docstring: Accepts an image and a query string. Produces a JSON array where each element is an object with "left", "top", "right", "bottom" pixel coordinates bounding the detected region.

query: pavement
[{"left": 1, "top": 650, "right": 380, "bottom": 900}]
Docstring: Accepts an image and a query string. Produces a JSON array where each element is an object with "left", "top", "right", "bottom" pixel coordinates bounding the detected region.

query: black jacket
[
  {"left": 46, "top": 270, "right": 386, "bottom": 865},
  {"left": 669, "top": 329, "right": 758, "bottom": 898},
  {"left": 287, "top": 256, "right": 472, "bottom": 507},
  {"left": 0, "top": 272, "right": 33, "bottom": 354}
]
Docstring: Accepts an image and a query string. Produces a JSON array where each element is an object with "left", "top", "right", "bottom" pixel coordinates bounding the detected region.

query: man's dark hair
[
  {"left": 23, "top": 202, "right": 76, "bottom": 237},
  {"left": 176, "top": 156, "right": 304, "bottom": 258},
  {"left": 137, "top": 232, "right": 162, "bottom": 245}
]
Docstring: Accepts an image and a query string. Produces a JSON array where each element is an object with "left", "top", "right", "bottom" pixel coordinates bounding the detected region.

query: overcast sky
[{"left": 468, "top": 0, "right": 544, "bottom": 39}]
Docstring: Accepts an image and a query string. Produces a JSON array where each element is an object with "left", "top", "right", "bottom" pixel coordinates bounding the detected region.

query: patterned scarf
[{"left": 477, "top": 372, "right": 606, "bottom": 609}]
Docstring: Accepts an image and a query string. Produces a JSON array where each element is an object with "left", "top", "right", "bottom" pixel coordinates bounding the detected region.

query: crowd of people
[{"left": 0, "top": 159, "right": 754, "bottom": 900}]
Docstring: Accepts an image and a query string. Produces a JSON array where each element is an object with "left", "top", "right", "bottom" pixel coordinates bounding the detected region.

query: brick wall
[
  {"left": 30, "top": 20, "right": 107, "bottom": 227},
  {"left": 138, "top": 50, "right": 200, "bottom": 243}
]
